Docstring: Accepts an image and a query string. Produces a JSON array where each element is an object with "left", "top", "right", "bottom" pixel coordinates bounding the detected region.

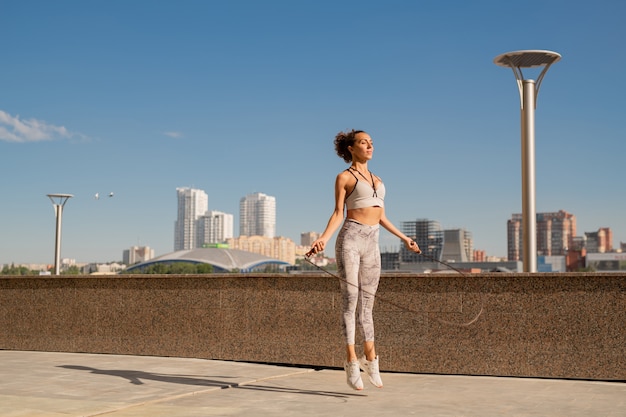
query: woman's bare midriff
[{"left": 346, "top": 206, "right": 383, "bottom": 226}]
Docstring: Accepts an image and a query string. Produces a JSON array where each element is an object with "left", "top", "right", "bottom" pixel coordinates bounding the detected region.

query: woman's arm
[
  {"left": 308, "top": 172, "right": 349, "bottom": 256},
  {"left": 379, "top": 209, "right": 422, "bottom": 253}
]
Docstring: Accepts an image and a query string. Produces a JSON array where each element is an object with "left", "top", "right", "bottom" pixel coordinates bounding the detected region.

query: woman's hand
[
  {"left": 306, "top": 239, "right": 326, "bottom": 257},
  {"left": 405, "top": 238, "right": 422, "bottom": 254}
]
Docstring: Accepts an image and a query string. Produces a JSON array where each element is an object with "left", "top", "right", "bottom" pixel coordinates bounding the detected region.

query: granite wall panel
[{"left": 0, "top": 273, "right": 623, "bottom": 380}]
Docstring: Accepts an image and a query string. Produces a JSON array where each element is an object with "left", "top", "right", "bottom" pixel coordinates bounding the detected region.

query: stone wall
[{"left": 0, "top": 273, "right": 624, "bottom": 380}]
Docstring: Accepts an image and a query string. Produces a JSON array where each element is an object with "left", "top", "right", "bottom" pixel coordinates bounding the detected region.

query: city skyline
[
  {"left": 167, "top": 186, "right": 625, "bottom": 261},
  {"left": 6, "top": 181, "right": 619, "bottom": 266},
  {"left": 1, "top": 1, "right": 625, "bottom": 264}
]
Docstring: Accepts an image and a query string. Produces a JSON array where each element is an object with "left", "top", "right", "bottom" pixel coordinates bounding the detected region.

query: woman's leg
[
  {"left": 336, "top": 221, "right": 361, "bottom": 361},
  {"left": 357, "top": 225, "right": 381, "bottom": 357},
  {"left": 363, "top": 341, "right": 376, "bottom": 362},
  {"left": 357, "top": 226, "right": 384, "bottom": 388},
  {"left": 346, "top": 345, "right": 358, "bottom": 362},
  {"left": 336, "top": 221, "right": 365, "bottom": 390}
]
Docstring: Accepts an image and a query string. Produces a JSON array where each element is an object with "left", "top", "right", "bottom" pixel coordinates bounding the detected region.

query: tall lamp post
[
  {"left": 47, "top": 193, "right": 73, "bottom": 275},
  {"left": 494, "top": 50, "right": 561, "bottom": 273}
]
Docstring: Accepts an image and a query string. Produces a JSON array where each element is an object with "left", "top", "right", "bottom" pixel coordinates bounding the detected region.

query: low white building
[{"left": 586, "top": 252, "right": 626, "bottom": 272}]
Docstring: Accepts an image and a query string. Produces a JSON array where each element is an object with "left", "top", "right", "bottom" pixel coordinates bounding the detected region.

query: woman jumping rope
[{"left": 308, "top": 129, "right": 421, "bottom": 390}]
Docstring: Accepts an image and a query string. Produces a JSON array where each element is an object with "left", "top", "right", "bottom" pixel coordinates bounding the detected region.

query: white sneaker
[
  {"left": 344, "top": 359, "right": 364, "bottom": 390},
  {"left": 359, "top": 355, "right": 383, "bottom": 388}
]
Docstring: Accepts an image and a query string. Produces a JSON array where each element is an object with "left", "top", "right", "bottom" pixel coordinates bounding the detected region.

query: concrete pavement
[{"left": 0, "top": 350, "right": 624, "bottom": 417}]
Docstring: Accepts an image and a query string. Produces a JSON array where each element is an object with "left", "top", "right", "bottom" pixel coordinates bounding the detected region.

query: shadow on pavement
[{"left": 58, "top": 364, "right": 365, "bottom": 399}]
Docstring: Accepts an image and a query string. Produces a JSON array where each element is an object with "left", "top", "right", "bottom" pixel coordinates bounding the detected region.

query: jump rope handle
[{"left": 409, "top": 240, "right": 422, "bottom": 254}]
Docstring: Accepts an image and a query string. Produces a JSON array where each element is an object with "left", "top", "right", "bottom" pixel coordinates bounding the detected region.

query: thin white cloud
[
  {"left": 0, "top": 110, "right": 73, "bottom": 143},
  {"left": 163, "top": 131, "right": 183, "bottom": 139}
]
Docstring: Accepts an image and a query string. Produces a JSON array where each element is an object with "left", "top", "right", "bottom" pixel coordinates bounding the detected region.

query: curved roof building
[{"left": 125, "top": 248, "right": 289, "bottom": 273}]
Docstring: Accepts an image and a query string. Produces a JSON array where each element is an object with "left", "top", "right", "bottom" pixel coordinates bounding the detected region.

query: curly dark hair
[{"left": 334, "top": 129, "right": 365, "bottom": 163}]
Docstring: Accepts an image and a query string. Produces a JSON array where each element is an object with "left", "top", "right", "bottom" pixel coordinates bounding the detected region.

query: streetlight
[
  {"left": 494, "top": 50, "right": 561, "bottom": 273},
  {"left": 47, "top": 193, "right": 73, "bottom": 275}
]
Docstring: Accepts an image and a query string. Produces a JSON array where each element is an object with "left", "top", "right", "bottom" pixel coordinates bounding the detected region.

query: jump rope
[{"left": 304, "top": 247, "right": 484, "bottom": 327}]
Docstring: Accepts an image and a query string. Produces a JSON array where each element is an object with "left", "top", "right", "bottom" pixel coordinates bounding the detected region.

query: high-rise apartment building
[
  {"left": 473, "top": 249, "right": 486, "bottom": 262},
  {"left": 123, "top": 246, "right": 155, "bottom": 265},
  {"left": 584, "top": 227, "right": 613, "bottom": 253},
  {"left": 442, "top": 229, "right": 473, "bottom": 262},
  {"left": 198, "top": 210, "right": 234, "bottom": 245},
  {"left": 300, "top": 231, "right": 319, "bottom": 247},
  {"left": 507, "top": 210, "right": 576, "bottom": 261},
  {"left": 174, "top": 187, "right": 208, "bottom": 251},
  {"left": 239, "top": 192, "right": 276, "bottom": 238},
  {"left": 400, "top": 219, "right": 443, "bottom": 262}
]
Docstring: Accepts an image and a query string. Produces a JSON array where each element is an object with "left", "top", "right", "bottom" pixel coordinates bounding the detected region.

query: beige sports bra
[{"left": 344, "top": 169, "right": 385, "bottom": 210}]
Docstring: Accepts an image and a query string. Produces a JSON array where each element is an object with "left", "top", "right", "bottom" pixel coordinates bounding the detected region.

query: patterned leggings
[{"left": 336, "top": 219, "right": 381, "bottom": 345}]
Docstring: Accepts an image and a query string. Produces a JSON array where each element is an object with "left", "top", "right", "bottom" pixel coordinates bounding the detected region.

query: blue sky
[{"left": 1, "top": 0, "right": 624, "bottom": 264}]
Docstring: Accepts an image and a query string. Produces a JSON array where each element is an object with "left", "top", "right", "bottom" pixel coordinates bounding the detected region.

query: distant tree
[
  {"left": 1, "top": 263, "right": 35, "bottom": 275},
  {"left": 64, "top": 265, "right": 81, "bottom": 275},
  {"left": 169, "top": 263, "right": 196, "bottom": 274},
  {"left": 196, "top": 263, "right": 213, "bottom": 273}
]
